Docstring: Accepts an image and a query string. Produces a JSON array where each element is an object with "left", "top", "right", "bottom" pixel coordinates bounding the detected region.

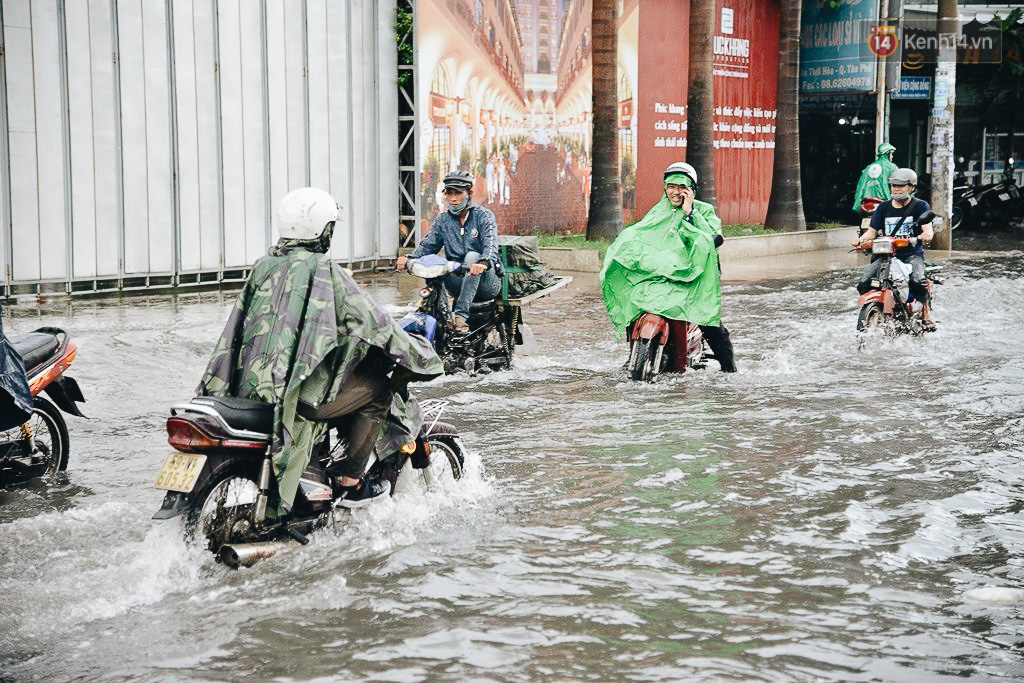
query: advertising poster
[
  {"left": 417, "top": 0, "right": 592, "bottom": 235},
  {"left": 417, "top": 1, "right": 780, "bottom": 233},
  {"left": 631, "top": 0, "right": 779, "bottom": 223}
]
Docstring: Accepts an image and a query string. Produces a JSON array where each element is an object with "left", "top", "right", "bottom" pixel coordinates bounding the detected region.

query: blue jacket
[{"left": 410, "top": 205, "right": 505, "bottom": 276}]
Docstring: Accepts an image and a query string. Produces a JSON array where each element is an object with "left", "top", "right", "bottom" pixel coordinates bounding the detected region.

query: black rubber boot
[{"left": 699, "top": 325, "right": 737, "bottom": 373}]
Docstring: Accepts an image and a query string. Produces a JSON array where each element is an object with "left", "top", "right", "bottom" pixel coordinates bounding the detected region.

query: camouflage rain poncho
[
  {"left": 198, "top": 242, "right": 443, "bottom": 517},
  {"left": 600, "top": 196, "right": 723, "bottom": 339}
]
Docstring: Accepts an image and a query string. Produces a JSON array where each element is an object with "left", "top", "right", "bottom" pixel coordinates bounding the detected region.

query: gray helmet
[
  {"left": 889, "top": 167, "right": 918, "bottom": 187},
  {"left": 877, "top": 142, "right": 896, "bottom": 156},
  {"left": 442, "top": 170, "right": 474, "bottom": 192},
  {"left": 664, "top": 161, "right": 697, "bottom": 187}
]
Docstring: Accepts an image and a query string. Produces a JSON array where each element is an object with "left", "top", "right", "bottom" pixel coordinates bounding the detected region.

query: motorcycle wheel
[
  {"left": 856, "top": 302, "right": 887, "bottom": 334},
  {"left": 950, "top": 205, "right": 964, "bottom": 231},
  {"left": 629, "top": 338, "right": 662, "bottom": 381},
  {"left": 422, "top": 433, "right": 464, "bottom": 485},
  {"left": 0, "top": 396, "right": 70, "bottom": 479},
  {"left": 186, "top": 459, "right": 261, "bottom": 552}
]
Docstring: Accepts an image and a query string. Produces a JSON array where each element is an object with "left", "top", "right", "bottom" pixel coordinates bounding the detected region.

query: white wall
[{"left": 0, "top": 0, "right": 399, "bottom": 291}]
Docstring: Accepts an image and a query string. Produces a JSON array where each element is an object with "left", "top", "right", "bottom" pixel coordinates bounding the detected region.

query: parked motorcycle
[
  {"left": 955, "top": 159, "right": 1021, "bottom": 229},
  {"left": 855, "top": 211, "right": 943, "bottom": 337},
  {"left": 625, "top": 313, "right": 706, "bottom": 382},
  {"left": 0, "top": 327, "right": 86, "bottom": 486},
  {"left": 152, "top": 396, "right": 465, "bottom": 568},
  {"left": 398, "top": 255, "right": 519, "bottom": 374},
  {"left": 951, "top": 181, "right": 977, "bottom": 231}
]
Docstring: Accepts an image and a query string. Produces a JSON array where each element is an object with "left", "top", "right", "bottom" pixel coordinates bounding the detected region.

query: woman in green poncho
[{"left": 600, "top": 161, "right": 736, "bottom": 372}]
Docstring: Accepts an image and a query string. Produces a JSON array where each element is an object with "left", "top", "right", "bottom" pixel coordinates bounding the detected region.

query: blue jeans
[
  {"left": 857, "top": 253, "right": 928, "bottom": 302},
  {"left": 442, "top": 251, "right": 501, "bottom": 320}
]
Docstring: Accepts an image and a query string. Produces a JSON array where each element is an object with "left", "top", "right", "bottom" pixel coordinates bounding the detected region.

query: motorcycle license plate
[
  {"left": 154, "top": 453, "right": 207, "bottom": 492},
  {"left": 968, "top": 197, "right": 978, "bottom": 206}
]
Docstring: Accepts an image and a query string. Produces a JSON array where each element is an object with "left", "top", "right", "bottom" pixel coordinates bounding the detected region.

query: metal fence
[{"left": 0, "top": 0, "right": 400, "bottom": 296}]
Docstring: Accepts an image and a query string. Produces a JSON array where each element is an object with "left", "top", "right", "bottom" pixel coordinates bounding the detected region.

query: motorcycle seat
[
  {"left": 468, "top": 298, "right": 499, "bottom": 316},
  {"left": 11, "top": 332, "right": 59, "bottom": 374},
  {"left": 189, "top": 395, "right": 274, "bottom": 434}
]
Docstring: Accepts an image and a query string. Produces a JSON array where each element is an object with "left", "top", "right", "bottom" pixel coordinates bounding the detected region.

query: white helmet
[
  {"left": 664, "top": 161, "right": 697, "bottom": 187},
  {"left": 277, "top": 187, "right": 339, "bottom": 240}
]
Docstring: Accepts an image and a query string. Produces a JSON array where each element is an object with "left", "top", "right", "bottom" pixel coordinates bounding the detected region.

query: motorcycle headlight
[
  {"left": 408, "top": 262, "right": 451, "bottom": 279},
  {"left": 872, "top": 239, "right": 894, "bottom": 255}
]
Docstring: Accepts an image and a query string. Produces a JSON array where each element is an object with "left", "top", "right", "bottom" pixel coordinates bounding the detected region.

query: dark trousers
[
  {"left": 699, "top": 324, "right": 736, "bottom": 372},
  {"left": 297, "top": 360, "right": 391, "bottom": 479}
]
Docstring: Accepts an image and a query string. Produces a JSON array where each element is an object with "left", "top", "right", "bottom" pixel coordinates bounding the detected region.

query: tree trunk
[
  {"left": 687, "top": 0, "right": 716, "bottom": 205},
  {"left": 764, "top": 0, "right": 806, "bottom": 231},
  {"left": 586, "top": 0, "right": 623, "bottom": 240}
]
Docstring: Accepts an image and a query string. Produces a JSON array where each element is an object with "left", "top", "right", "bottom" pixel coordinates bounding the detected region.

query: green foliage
[
  {"left": 395, "top": 4, "right": 413, "bottom": 88},
  {"left": 721, "top": 224, "right": 788, "bottom": 237},
  {"left": 533, "top": 233, "right": 612, "bottom": 260}
]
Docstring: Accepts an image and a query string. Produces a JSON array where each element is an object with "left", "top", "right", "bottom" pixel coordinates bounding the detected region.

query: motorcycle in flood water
[
  {"left": 855, "top": 211, "right": 943, "bottom": 337},
  {"left": 398, "top": 255, "right": 519, "bottom": 374},
  {"left": 152, "top": 396, "right": 465, "bottom": 568},
  {"left": 625, "top": 313, "right": 707, "bottom": 382},
  {"left": 857, "top": 197, "right": 883, "bottom": 236},
  {"left": 1, "top": 327, "right": 86, "bottom": 486}
]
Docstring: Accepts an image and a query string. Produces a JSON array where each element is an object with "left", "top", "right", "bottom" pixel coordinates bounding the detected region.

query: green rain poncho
[
  {"left": 852, "top": 144, "right": 898, "bottom": 211},
  {"left": 197, "top": 242, "right": 443, "bottom": 517},
  {"left": 600, "top": 193, "right": 723, "bottom": 339}
]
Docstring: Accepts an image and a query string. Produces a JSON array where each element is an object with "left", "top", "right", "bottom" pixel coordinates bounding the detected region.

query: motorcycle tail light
[
  {"left": 167, "top": 417, "right": 221, "bottom": 453},
  {"left": 419, "top": 287, "right": 431, "bottom": 297},
  {"left": 872, "top": 240, "right": 894, "bottom": 255}
]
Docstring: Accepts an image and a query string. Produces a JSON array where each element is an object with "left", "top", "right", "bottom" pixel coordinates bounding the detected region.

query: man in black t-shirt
[{"left": 851, "top": 167, "right": 936, "bottom": 330}]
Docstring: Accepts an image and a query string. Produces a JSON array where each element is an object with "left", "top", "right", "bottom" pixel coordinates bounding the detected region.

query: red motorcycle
[
  {"left": 625, "top": 314, "right": 706, "bottom": 382},
  {"left": 0, "top": 327, "right": 86, "bottom": 486},
  {"left": 855, "top": 211, "right": 942, "bottom": 336}
]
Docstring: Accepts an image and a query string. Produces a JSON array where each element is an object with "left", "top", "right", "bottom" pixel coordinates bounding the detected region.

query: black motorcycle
[
  {"left": 1, "top": 327, "right": 86, "bottom": 486},
  {"left": 398, "top": 255, "right": 521, "bottom": 374},
  {"left": 152, "top": 396, "right": 465, "bottom": 568}
]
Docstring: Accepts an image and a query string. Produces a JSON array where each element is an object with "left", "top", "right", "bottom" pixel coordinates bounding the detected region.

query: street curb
[{"left": 539, "top": 226, "right": 857, "bottom": 272}]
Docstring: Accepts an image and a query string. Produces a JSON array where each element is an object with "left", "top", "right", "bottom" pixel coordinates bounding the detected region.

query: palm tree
[
  {"left": 764, "top": 0, "right": 806, "bottom": 230},
  {"left": 687, "top": 0, "right": 716, "bottom": 205},
  {"left": 586, "top": 0, "right": 623, "bottom": 240}
]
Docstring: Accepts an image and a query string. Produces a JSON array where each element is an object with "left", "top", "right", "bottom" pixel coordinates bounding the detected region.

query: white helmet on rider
[
  {"left": 664, "top": 161, "right": 698, "bottom": 189},
  {"left": 277, "top": 187, "right": 339, "bottom": 240},
  {"left": 889, "top": 167, "right": 918, "bottom": 201}
]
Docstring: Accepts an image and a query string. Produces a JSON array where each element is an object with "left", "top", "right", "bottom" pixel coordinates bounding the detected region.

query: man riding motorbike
[
  {"left": 852, "top": 142, "right": 898, "bottom": 214},
  {"left": 197, "top": 187, "right": 444, "bottom": 517},
  {"left": 600, "top": 161, "right": 736, "bottom": 372},
  {"left": 851, "top": 167, "right": 936, "bottom": 331},
  {"left": 396, "top": 170, "right": 504, "bottom": 335}
]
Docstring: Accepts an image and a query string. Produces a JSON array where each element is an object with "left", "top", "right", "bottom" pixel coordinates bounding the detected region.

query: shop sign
[{"left": 892, "top": 76, "right": 931, "bottom": 99}]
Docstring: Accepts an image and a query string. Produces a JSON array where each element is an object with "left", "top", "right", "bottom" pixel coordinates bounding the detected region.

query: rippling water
[{"left": 2, "top": 239, "right": 1023, "bottom": 681}]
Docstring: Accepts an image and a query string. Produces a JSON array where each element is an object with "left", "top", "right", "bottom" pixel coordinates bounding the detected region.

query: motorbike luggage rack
[{"left": 505, "top": 275, "right": 573, "bottom": 307}]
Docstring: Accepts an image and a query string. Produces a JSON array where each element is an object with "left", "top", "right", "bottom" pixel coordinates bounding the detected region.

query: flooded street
[{"left": 2, "top": 235, "right": 1023, "bottom": 681}]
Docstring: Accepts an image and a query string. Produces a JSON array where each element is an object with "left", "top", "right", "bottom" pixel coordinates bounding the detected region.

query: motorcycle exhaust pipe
[{"left": 218, "top": 540, "right": 300, "bottom": 569}]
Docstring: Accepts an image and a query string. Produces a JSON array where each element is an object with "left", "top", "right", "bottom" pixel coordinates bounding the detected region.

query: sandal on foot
[
  {"left": 922, "top": 319, "right": 937, "bottom": 332},
  {"left": 452, "top": 316, "right": 470, "bottom": 334}
]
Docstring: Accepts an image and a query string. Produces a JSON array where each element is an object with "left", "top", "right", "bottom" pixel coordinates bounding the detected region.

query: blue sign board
[
  {"left": 800, "top": 1, "right": 878, "bottom": 94},
  {"left": 893, "top": 76, "right": 932, "bottom": 100}
]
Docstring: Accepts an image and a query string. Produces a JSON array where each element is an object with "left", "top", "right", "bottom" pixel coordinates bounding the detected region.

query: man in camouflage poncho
[{"left": 198, "top": 188, "right": 443, "bottom": 516}]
